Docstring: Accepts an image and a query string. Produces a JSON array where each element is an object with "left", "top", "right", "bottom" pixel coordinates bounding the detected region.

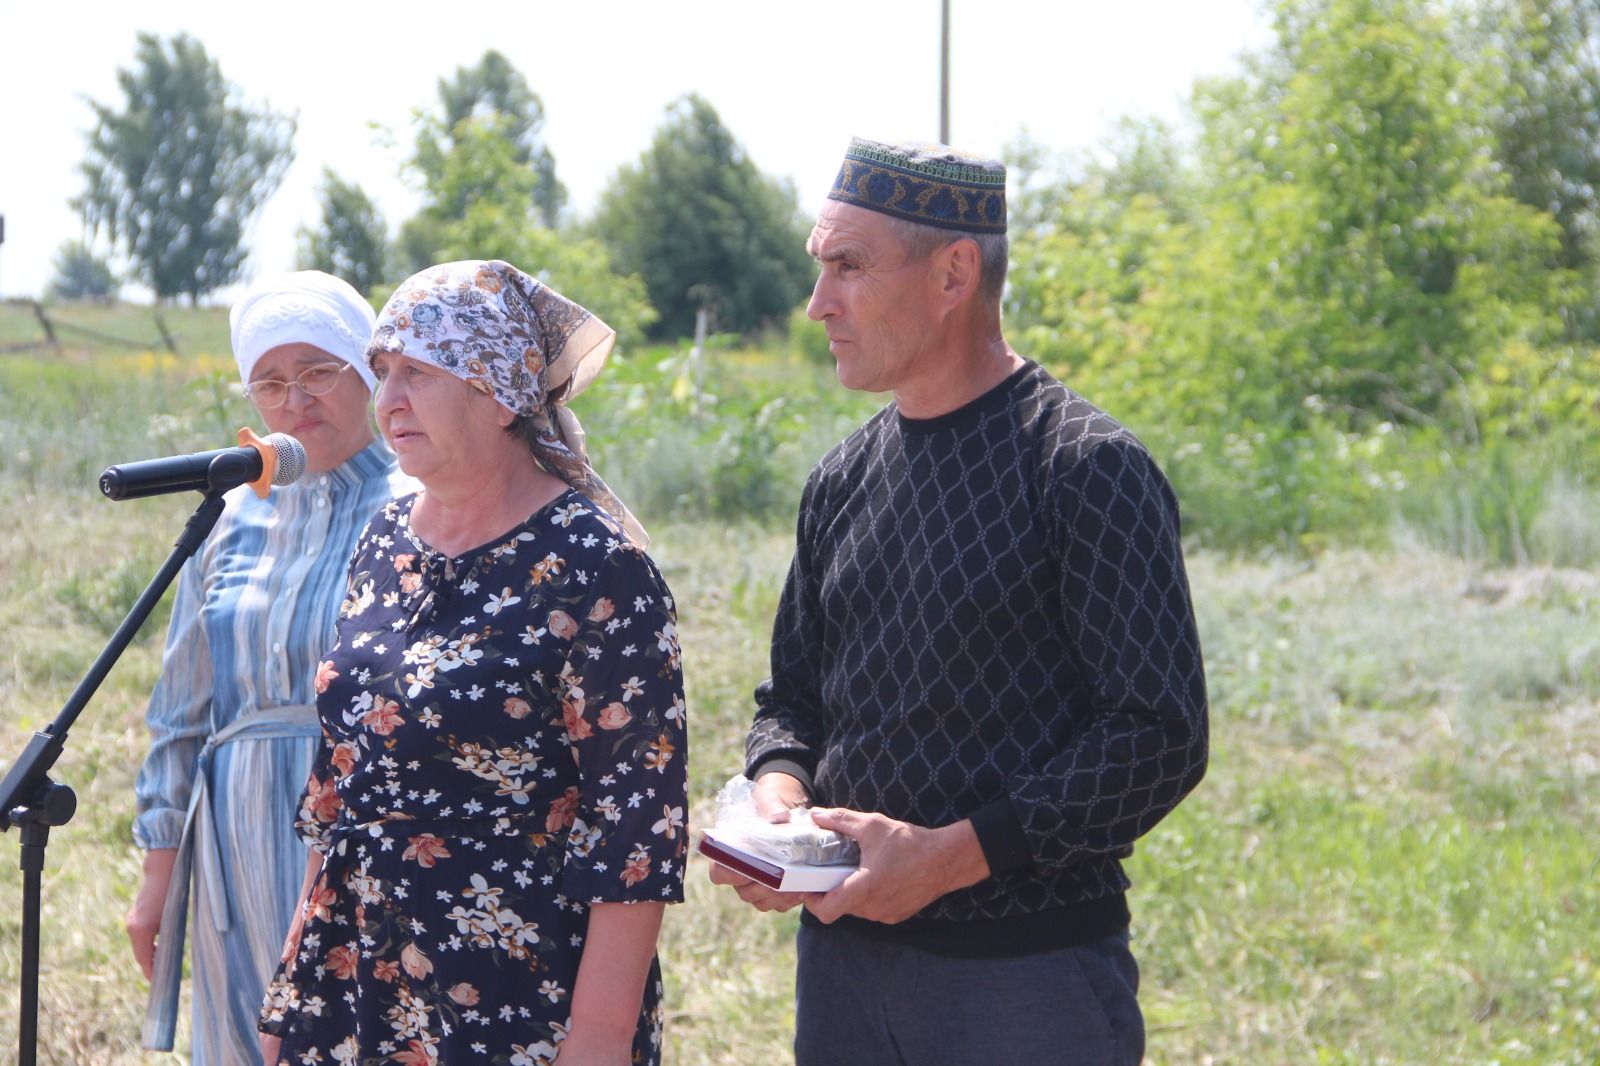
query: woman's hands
[{"left": 125, "top": 848, "right": 178, "bottom": 981}]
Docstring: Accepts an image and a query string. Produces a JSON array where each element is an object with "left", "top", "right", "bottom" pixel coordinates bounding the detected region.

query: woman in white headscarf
[{"left": 126, "top": 270, "right": 414, "bottom": 1065}]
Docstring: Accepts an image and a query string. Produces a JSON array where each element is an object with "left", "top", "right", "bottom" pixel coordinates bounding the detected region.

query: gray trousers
[{"left": 795, "top": 921, "right": 1144, "bottom": 1066}]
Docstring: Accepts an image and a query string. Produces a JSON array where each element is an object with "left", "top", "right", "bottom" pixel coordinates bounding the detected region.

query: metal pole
[
  {"left": 2, "top": 492, "right": 226, "bottom": 1063},
  {"left": 940, "top": 0, "right": 951, "bottom": 143},
  {"left": 19, "top": 851, "right": 41, "bottom": 1065}
]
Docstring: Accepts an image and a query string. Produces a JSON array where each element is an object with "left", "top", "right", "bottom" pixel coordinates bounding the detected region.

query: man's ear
[{"left": 936, "top": 237, "right": 981, "bottom": 310}]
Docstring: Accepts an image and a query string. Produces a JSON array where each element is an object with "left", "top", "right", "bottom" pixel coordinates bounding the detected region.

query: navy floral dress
[{"left": 260, "top": 490, "right": 687, "bottom": 1065}]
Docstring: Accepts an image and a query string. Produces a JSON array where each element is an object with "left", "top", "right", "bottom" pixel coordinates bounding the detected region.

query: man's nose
[{"left": 806, "top": 275, "right": 834, "bottom": 321}]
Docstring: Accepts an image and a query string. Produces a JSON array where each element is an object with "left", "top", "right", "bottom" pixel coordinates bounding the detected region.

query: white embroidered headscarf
[
  {"left": 367, "top": 260, "right": 646, "bottom": 546},
  {"left": 229, "top": 270, "right": 378, "bottom": 391}
]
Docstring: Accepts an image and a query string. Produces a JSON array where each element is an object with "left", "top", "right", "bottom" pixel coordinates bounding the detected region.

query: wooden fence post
[
  {"left": 152, "top": 311, "right": 180, "bottom": 356},
  {"left": 29, "top": 300, "right": 61, "bottom": 355}
]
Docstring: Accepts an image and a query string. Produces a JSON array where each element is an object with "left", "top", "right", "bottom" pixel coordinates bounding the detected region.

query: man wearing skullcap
[{"left": 710, "top": 139, "right": 1209, "bottom": 1065}]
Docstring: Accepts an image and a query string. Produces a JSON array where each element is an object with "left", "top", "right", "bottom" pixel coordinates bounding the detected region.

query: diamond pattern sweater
[{"left": 747, "top": 361, "right": 1208, "bottom": 953}]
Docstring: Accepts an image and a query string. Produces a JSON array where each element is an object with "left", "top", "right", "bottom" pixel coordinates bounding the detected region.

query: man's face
[{"left": 805, "top": 201, "right": 941, "bottom": 394}]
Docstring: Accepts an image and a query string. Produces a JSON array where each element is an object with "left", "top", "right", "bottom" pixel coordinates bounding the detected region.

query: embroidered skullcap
[
  {"left": 229, "top": 270, "right": 378, "bottom": 391},
  {"left": 827, "top": 137, "right": 1007, "bottom": 234},
  {"left": 368, "top": 260, "right": 647, "bottom": 546}
]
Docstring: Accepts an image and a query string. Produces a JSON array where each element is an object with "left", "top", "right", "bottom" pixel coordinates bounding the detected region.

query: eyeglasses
[{"left": 246, "top": 361, "right": 354, "bottom": 408}]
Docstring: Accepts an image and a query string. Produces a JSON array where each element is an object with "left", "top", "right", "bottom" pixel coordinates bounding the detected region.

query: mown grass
[{"left": 0, "top": 304, "right": 1596, "bottom": 1063}]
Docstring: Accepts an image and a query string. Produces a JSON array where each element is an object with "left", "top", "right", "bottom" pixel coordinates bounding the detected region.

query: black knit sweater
[{"left": 747, "top": 360, "right": 1208, "bottom": 956}]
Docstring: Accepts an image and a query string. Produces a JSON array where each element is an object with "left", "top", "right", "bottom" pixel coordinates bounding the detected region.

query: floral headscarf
[{"left": 367, "top": 260, "right": 646, "bottom": 546}]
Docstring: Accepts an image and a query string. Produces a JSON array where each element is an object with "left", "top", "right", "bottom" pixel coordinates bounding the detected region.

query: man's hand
[
  {"left": 706, "top": 771, "right": 811, "bottom": 912},
  {"left": 748, "top": 770, "right": 810, "bottom": 820},
  {"left": 801, "top": 809, "right": 990, "bottom": 925}
]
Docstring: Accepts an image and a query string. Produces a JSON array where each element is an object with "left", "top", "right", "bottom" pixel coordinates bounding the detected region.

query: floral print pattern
[
  {"left": 260, "top": 490, "right": 687, "bottom": 1064},
  {"left": 365, "top": 261, "right": 645, "bottom": 547},
  {"left": 366, "top": 261, "right": 591, "bottom": 418}
]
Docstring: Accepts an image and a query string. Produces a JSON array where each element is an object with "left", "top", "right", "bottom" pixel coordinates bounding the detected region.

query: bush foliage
[{"left": 1006, "top": 0, "right": 1600, "bottom": 560}]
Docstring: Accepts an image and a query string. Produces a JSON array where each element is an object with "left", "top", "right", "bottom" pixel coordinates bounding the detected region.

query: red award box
[{"left": 698, "top": 829, "right": 857, "bottom": 893}]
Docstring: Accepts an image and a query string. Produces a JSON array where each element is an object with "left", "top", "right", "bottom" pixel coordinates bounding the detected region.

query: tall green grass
[{"left": 1123, "top": 415, "right": 1600, "bottom": 566}]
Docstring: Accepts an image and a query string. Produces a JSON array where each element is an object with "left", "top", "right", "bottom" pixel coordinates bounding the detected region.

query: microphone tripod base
[{"left": 11, "top": 779, "right": 77, "bottom": 1066}]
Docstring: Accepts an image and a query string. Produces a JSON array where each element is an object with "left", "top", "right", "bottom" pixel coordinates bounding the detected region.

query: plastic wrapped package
[{"left": 710, "top": 774, "right": 861, "bottom": 867}]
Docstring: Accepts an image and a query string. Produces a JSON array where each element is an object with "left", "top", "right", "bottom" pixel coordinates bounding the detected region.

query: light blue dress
[{"left": 133, "top": 439, "right": 413, "bottom": 1065}]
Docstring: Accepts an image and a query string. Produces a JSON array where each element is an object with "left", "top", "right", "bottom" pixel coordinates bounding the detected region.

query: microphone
[{"left": 100, "top": 428, "right": 307, "bottom": 501}]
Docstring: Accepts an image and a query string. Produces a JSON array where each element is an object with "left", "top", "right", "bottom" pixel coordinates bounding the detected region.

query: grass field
[{"left": 1, "top": 303, "right": 1596, "bottom": 1064}]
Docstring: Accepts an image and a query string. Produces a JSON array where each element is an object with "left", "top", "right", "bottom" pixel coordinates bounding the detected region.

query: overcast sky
[{"left": 0, "top": 1, "right": 1270, "bottom": 301}]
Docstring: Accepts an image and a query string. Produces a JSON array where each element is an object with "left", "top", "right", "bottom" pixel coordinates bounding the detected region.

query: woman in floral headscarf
[{"left": 258, "top": 262, "right": 687, "bottom": 1066}]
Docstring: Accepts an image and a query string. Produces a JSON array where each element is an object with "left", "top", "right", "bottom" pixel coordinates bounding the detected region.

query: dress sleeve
[
  {"left": 133, "top": 554, "right": 214, "bottom": 850},
  {"left": 744, "top": 469, "right": 829, "bottom": 792},
  {"left": 979, "top": 438, "right": 1209, "bottom": 875},
  {"left": 556, "top": 544, "right": 688, "bottom": 905}
]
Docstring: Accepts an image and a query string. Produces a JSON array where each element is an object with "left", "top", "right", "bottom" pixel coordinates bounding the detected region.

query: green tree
[
  {"left": 75, "top": 33, "right": 294, "bottom": 304},
  {"left": 46, "top": 240, "right": 120, "bottom": 301},
  {"left": 1463, "top": 0, "right": 1600, "bottom": 339},
  {"left": 593, "top": 95, "right": 812, "bottom": 338},
  {"left": 397, "top": 107, "right": 532, "bottom": 275},
  {"left": 1028, "top": 0, "right": 1565, "bottom": 435},
  {"left": 414, "top": 117, "right": 655, "bottom": 344},
  {"left": 1237, "top": 0, "right": 1561, "bottom": 426},
  {"left": 297, "top": 168, "right": 391, "bottom": 297},
  {"left": 413, "top": 51, "right": 564, "bottom": 229},
  {"left": 1472, "top": 0, "right": 1600, "bottom": 273},
  {"left": 1007, "top": 120, "right": 1196, "bottom": 400},
  {"left": 397, "top": 51, "right": 564, "bottom": 279},
  {"left": 395, "top": 213, "right": 453, "bottom": 282},
  {"left": 1008, "top": 0, "right": 1574, "bottom": 549}
]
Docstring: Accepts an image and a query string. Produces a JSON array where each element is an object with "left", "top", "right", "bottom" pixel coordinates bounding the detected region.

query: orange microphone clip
[{"left": 237, "top": 427, "right": 277, "bottom": 499}]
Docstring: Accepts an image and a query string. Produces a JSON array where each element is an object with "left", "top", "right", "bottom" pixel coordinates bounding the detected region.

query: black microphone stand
[{"left": 0, "top": 480, "right": 230, "bottom": 1066}]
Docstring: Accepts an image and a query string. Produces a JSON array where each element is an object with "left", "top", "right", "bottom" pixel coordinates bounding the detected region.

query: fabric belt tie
[{"left": 142, "top": 704, "right": 320, "bottom": 1051}]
